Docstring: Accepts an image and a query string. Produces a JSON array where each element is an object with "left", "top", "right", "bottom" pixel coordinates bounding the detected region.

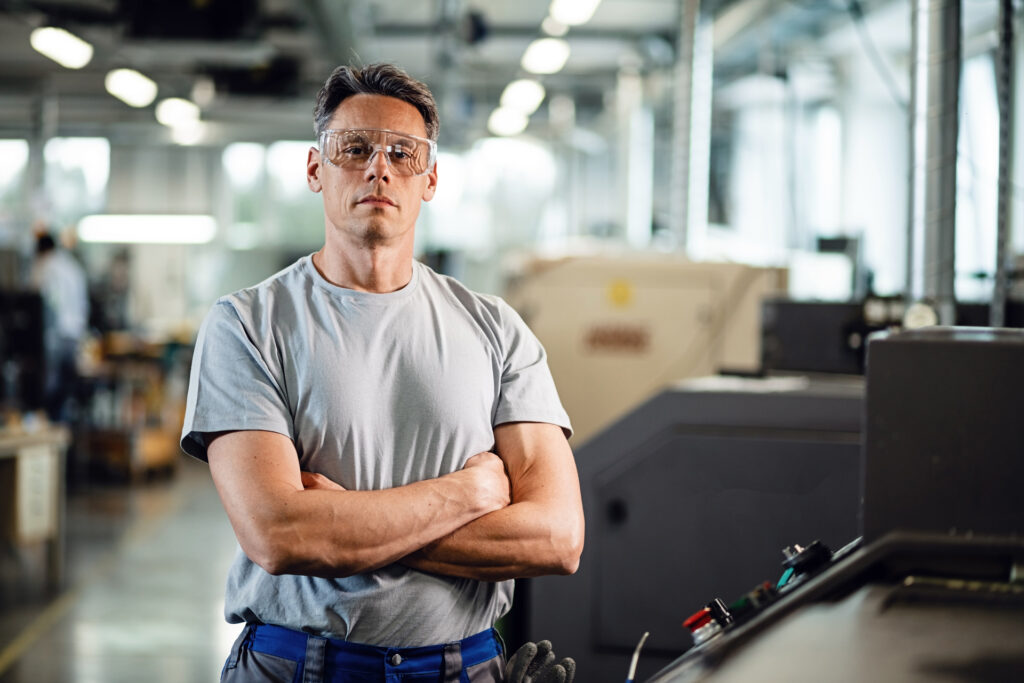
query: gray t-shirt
[{"left": 181, "top": 255, "right": 571, "bottom": 647}]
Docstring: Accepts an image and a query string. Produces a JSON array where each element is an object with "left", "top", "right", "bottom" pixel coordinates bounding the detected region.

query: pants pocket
[
  {"left": 222, "top": 648, "right": 300, "bottom": 683},
  {"left": 464, "top": 654, "right": 506, "bottom": 683}
]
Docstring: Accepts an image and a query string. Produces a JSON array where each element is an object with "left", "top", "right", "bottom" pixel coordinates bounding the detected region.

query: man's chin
[{"left": 350, "top": 221, "right": 396, "bottom": 248}]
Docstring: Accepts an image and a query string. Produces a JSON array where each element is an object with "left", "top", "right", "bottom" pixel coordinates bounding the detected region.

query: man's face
[{"left": 307, "top": 93, "right": 437, "bottom": 247}]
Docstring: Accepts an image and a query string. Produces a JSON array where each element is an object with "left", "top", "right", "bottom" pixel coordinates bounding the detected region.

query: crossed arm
[{"left": 206, "top": 421, "right": 584, "bottom": 581}]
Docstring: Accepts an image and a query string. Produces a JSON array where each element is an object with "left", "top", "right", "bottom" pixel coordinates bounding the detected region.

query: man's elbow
[
  {"left": 242, "top": 534, "right": 299, "bottom": 576},
  {"left": 550, "top": 521, "right": 584, "bottom": 575},
  {"left": 238, "top": 525, "right": 322, "bottom": 576},
  {"left": 553, "top": 551, "right": 580, "bottom": 575}
]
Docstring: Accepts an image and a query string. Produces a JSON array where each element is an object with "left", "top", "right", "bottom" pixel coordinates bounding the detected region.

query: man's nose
[{"left": 363, "top": 147, "right": 391, "bottom": 181}]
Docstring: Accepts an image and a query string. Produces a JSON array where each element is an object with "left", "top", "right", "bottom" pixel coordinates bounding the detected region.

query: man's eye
[
  {"left": 343, "top": 146, "right": 369, "bottom": 155},
  {"left": 390, "top": 148, "right": 411, "bottom": 160}
]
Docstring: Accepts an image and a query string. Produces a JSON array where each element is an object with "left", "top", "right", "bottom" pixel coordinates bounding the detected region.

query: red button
[{"left": 683, "top": 607, "right": 712, "bottom": 631}]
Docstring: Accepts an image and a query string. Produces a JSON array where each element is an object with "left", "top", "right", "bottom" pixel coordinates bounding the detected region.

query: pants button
[{"left": 390, "top": 653, "right": 402, "bottom": 666}]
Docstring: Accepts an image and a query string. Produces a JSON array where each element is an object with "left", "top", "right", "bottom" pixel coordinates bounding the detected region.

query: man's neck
[{"left": 312, "top": 242, "right": 414, "bottom": 293}]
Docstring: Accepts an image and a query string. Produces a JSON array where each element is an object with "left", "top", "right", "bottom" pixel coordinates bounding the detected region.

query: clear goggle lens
[{"left": 319, "top": 128, "right": 436, "bottom": 176}]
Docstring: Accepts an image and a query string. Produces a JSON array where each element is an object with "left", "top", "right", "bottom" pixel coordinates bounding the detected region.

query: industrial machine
[
  {"left": 641, "top": 327, "right": 1024, "bottom": 682},
  {"left": 524, "top": 374, "right": 863, "bottom": 682},
  {"left": 0, "top": 291, "right": 46, "bottom": 413},
  {"left": 505, "top": 254, "right": 787, "bottom": 446},
  {"left": 646, "top": 532, "right": 1024, "bottom": 682},
  {"left": 761, "top": 298, "right": 1024, "bottom": 375}
]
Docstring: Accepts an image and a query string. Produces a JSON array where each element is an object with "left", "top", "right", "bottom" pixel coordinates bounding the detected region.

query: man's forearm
[
  {"left": 250, "top": 482, "right": 494, "bottom": 578},
  {"left": 208, "top": 431, "right": 509, "bottom": 578},
  {"left": 401, "top": 500, "right": 584, "bottom": 582}
]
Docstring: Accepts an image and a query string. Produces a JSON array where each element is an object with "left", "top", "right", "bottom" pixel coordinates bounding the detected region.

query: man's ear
[
  {"left": 307, "top": 146, "right": 323, "bottom": 193},
  {"left": 421, "top": 162, "right": 438, "bottom": 202}
]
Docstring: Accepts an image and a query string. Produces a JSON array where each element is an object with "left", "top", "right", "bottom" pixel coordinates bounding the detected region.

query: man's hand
[
  {"left": 506, "top": 640, "right": 576, "bottom": 683},
  {"left": 301, "top": 471, "right": 345, "bottom": 491},
  {"left": 461, "top": 451, "right": 511, "bottom": 514}
]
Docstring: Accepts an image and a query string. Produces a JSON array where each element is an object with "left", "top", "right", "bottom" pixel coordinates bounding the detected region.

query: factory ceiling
[{"left": 0, "top": 0, "right": 989, "bottom": 148}]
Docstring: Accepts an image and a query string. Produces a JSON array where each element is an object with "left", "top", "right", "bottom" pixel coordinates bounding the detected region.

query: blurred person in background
[{"left": 31, "top": 230, "right": 89, "bottom": 422}]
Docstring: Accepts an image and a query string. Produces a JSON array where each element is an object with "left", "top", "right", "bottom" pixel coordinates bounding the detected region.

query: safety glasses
[{"left": 318, "top": 128, "right": 437, "bottom": 176}]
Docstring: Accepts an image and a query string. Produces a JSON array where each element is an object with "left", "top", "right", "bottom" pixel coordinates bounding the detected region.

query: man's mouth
[{"left": 359, "top": 195, "right": 396, "bottom": 207}]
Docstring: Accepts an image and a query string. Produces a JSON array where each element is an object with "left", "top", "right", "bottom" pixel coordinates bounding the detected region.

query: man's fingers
[
  {"left": 507, "top": 642, "right": 538, "bottom": 682},
  {"left": 528, "top": 640, "right": 555, "bottom": 675},
  {"left": 299, "top": 471, "right": 346, "bottom": 491},
  {"left": 560, "top": 658, "right": 576, "bottom": 683},
  {"left": 534, "top": 664, "right": 567, "bottom": 683},
  {"left": 462, "top": 451, "right": 502, "bottom": 469}
]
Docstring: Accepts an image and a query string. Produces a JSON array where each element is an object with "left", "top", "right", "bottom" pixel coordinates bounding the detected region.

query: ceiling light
[
  {"left": 191, "top": 76, "right": 217, "bottom": 108},
  {"left": 156, "top": 97, "right": 200, "bottom": 127},
  {"left": 170, "top": 121, "right": 206, "bottom": 146},
  {"left": 501, "top": 79, "right": 547, "bottom": 115},
  {"left": 541, "top": 17, "right": 569, "bottom": 37},
  {"left": 29, "top": 26, "right": 93, "bottom": 69},
  {"left": 521, "top": 38, "right": 570, "bottom": 75},
  {"left": 487, "top": 107, "right": 528, "bottom": 137},
  {"left": 549, "top": 0, "right": 602, "bottom": 26},
  {"left": 78, "top": 214, "right": 216, "bottom": 244},
  {"left": 105, "top": 69, "right": 158, "bottom": 108}
]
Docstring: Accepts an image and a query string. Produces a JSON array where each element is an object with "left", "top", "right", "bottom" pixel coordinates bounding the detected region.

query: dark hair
[
  {"left": 36, "top": 233, "right": 56, "bottom": 255},
  {"left": 313, "top": 63, "right": 440, "bottom": 141}
]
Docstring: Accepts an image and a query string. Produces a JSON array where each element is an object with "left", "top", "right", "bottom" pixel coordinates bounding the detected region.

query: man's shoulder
[
  {"left": 216, "top": 255, "right": 312, "bottom": 311},
  {"left": 414, "top": 263, "right": 534, "bottom": 350},
  {"left": 416, "top": 261, "right": 508, "bottom": 316}
]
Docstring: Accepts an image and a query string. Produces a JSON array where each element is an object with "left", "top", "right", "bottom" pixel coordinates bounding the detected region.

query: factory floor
[{"left": 0, "top": 455, "right": 239, "bottom": 682}]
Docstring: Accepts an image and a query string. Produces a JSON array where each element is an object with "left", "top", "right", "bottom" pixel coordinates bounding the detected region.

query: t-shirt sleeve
[
  {"left": 180, "top": 300, "right": 294, "bottom": 461},
  {"left": 492, "top": 299, "right": 573, "bottom": 437}
]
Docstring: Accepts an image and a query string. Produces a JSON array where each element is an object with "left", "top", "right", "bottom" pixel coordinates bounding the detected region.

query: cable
[{"left": 624, "top": 631, "right": 649, "bottom": 683}]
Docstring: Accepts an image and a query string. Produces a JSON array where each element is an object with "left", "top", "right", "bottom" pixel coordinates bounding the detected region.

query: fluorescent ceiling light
[
  {"left": 155, "top": 96, "right": 205, "bottom": 145},
  {"left": 541, "top": 17, "right": 568, "bottom": 37},
  {"left": 549, "top": 0, "right": 602, "bottom": 26},
  {"left": 501, "top": 79, "right": 547, "bottom": 115},
  {"left": 521, "top": 38, "right": 570, "bottom": 75},
  {"left": 170, "top": 121, "right": 206, "bottom": 146},
  {"left": 487, "top": 107, "right": 529, "bottom": 137},
  {"left": 105, "top": 69, "right": 158, "bottom": 108},
  {"left": 155, "top": 97, "right": 200, "bottom": 127},
  {"left": 78, "top": 214, "right": 216, "bottom": 244},
  {"left": 191, "top": 76, "right": 217, "bottom": 108},
  {"left": 29, "top": 27, "right": 93, "bottom": 69}
]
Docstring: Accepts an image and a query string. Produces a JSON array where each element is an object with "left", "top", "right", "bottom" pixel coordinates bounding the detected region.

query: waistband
[{"left": 248, "top": 624, "right": 503, "bottom": 673}]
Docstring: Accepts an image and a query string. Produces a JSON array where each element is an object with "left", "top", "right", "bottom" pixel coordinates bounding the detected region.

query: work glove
[{"left": 505, "top": 640, "right": 576, "bottom": 683}]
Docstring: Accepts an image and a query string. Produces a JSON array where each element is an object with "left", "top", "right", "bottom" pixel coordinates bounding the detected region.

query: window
[{"left": 43, "top": 137, "right": 110, "bottom": 227}]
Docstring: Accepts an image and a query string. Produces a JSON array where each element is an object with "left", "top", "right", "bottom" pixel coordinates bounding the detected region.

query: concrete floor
[{"left": 0, "top": 456, "right": 239, "bottom": 682}]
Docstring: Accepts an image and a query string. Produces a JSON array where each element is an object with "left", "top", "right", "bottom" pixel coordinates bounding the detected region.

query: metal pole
[
  {"left": 670, "top": 0, "right": 711, "bottom": 254},
  {"left": 991, "top": 0, "right": 1015, "bottom": 327},
  {"left": 907, "top": 0, "right": 961, "bottom": 325},
  {"left": 904, "top": 0, "right": 920, "bottom": 306}
]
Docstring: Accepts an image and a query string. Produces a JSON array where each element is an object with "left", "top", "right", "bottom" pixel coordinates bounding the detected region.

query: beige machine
[{"left": 505, "top": 254, "right": 788, "bottom": 446}]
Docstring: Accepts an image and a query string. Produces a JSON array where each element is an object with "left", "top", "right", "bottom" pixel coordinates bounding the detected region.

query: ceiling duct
[
  {"left": 117, "top": 0, "right": 260, "bottom": 41},
  {"left": 202, "top": 56, "right": 302, "bottom": 98}
]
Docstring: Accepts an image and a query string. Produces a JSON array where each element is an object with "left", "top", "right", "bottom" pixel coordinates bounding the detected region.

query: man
[
  {"left": 181, "top": 63, "right": 584, "bottom": 682},
  {"left": 31, "top": 231, "right": 89, "bottom": 422}
]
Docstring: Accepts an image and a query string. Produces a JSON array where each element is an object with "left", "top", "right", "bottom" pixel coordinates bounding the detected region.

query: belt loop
[
  {"left": 492, "top": 628, "right": 507, "bottom": 658},
  {"left": 302, "top": 635, "right": 327, "bottom": 683},
  {"left": 442, "top": 641, "right": 463, "bottom": 683},
  {"left": 226, "top": 624, "right": 255, "bottom": 670}
]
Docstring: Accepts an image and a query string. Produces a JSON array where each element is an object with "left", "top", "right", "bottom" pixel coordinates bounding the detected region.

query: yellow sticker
[{"left": 607, "top": 279, "right": 633, "bottom": 307}]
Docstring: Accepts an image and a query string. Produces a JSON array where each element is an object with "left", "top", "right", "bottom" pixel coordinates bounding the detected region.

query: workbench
[{"left": 0, "top": 425, "right": 68, "bottom": 590}]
